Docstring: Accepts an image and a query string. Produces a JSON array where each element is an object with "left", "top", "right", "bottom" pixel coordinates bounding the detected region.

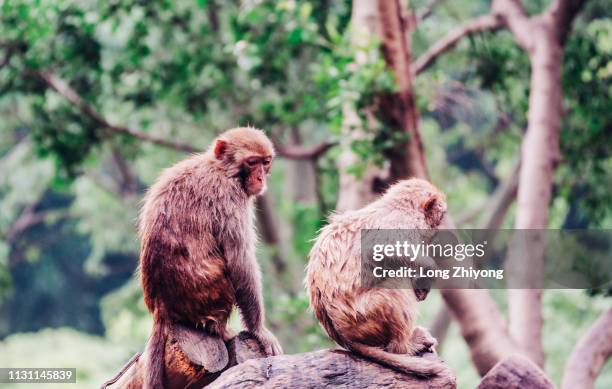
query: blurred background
[{"left": 0, "top": 0, "right": 610, "bottom": 387}]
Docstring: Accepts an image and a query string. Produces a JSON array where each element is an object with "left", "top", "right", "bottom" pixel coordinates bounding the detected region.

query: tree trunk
[
  {"left": 377, "top": 0, "right": 428, "bottom": 179},
  {"left": 507, "top": 34, "right": 563, "bottom": 369},
  {"left": 440, "top": 286, "right": 519, "bottom": 376},
  {"left": 284, "top": 128, "right": 318, "bottom": 205},
  {"left": 335, "top": 0, "right": 522, "bottom": 377},
  {"left": 256, "top": 194, "right": 287, "bottom": 275},
  {"left": 493, "top": 0, "right": 587, "bottom": 368},
  {"left": 101, "top": 326, "right": 455, "bottom": 389},
  {"left": 209, "top": 349, "right": 455, "bottom": 389},
  {"left": 561, "top": 309, "right": 612, "bottom": 389}
]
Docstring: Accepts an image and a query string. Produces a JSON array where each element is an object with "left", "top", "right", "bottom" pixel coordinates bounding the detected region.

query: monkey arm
[
  {"left": 224, "top": 240, "right": 283, "bottom": 355},
  {"left": 228, "top": 251, "right": 265, "bottom": 333}
]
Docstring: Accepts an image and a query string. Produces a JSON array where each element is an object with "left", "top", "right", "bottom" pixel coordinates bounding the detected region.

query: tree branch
[
  {"left": 27, "top": 70, "right": 200, "bottom": 153},
  {"left": 0, "top": 48, "right": 13, "bottom": 69},
  {"left": 440, "top": 287, "right": 520, "bottom": 376},
  {"left": 103, "top": 326, "right": 455, "bottom": 388},
  {"left": 495, "top": 0, "right": 587, "bottom": 368},
  {"left": 371, "top": 1, "right": 521, "bottom": 374},
  {"left": 274, "top": 141, "right": 337, "bottom": 160},
  {"left": 209, "top": 349, "right": 455, "bottom": 389},
  {"left": 483, "top": 156, "right": 520, "bottom": 230},
  {"left": 377, "top": 0, "right": 428, "bottom": 179},
  {"left": 413, "top": 14, "right": 502, "bottom": 76},
  {"left": 27, "top": 70, "right": 335, "bottom": 160},
  {"left": 0, "top": 41, "right": 24, "bottom": 69},
  {"left": 111, "top": 147, "right": 139, "bottom": 196},
  {"left": 6, "top": 203, "right": 43, "bottom": 243},
  {"left": 255, "top": 194, "right": 287, "bottom": 274},
  {"left": 545, "top": 0, "right": 587, "bottom": 44},
  {"left": 416, "top": 0, "right": 445, "bottom": 24},
  {"left": 491, "top": 0, "right": 534, "bottom": 52},
  {"left": 561, "top": 309, "right": 612, "bottom": 389}
]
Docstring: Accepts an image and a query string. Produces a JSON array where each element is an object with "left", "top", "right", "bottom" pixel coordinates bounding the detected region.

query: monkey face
[
  {"left": 212, "top": 127, "right": 275, "bottom": 196},
  {"left": 241, "top": 155, "right": 272, "bottom": 196}
]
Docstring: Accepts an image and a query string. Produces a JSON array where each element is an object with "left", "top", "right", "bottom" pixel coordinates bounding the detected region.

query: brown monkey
[
  {"left": 306, "top": 178, "right": 447, "bottom": 377},
  {"left": 139, "top": 127, "right": 282, "bottom": 389}
]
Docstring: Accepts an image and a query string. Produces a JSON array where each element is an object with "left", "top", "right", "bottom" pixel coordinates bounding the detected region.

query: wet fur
[{"left": 306, "top": 178, "right": 447, "bottom": 377}]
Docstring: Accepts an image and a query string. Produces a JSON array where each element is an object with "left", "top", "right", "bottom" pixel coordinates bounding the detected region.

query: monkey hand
[
  {"left": 254, "top": 327, "right": 283, "bottom": 356},
  {"left": 410, "top": 326, "right": 438, "bottom": 355}
]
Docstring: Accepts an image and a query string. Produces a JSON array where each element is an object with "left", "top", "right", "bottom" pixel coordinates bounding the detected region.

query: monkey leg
[
  {"left": 412, "top": 326, "right": 437, "bottom": 349},
  {"left": 407, "top": 326, "right": 437, "bottom": 355},
  {"left": 364, "top": 291, "right": 436, "bottom": 356},
  {"left": 204, "top": 320, "right": 235, "bottom": 342},
  {"left": 341, "top": 290, "right": 415, "bottom": 349},
  {"left": 387, "top": 326, "right": 437, "bottom": 356},
  {"left": 384, "top": 332, "right": 413, "bottom": 354}
]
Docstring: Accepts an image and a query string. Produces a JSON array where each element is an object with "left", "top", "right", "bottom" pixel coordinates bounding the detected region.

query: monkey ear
[
  {"left": 214, "top": 140, "right": 227, "bottom": 160},
  {"left": 421, "top": 194, "right": 445, "bottom": 228}
]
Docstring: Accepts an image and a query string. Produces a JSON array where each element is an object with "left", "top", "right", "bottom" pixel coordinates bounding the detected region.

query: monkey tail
[
  {"left": 144, "top": 305, "right": 168, "bottom": 389},
  {"left": 347, "top": 342, "right": 443, "bottom": 378},
  {"left": 316, "top": 296, "right": 441, "bottom": 378}
]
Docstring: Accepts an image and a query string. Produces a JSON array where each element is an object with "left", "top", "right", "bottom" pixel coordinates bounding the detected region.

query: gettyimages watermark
[{"left": 360, "top": 229, "right": 612, "bottom": 289}]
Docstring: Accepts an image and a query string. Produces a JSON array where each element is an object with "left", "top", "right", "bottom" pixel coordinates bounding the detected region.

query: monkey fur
[
  {"left": 306, "top": 178, "right": 447, "bottom": 377},
  {"left": 139, "top": 127, "right": 282, "bottom": 389}
]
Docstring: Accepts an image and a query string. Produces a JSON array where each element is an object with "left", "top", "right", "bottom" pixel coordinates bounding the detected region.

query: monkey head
[
  {"left": 212, "top": 127, "right": 275, "bottom": 196},
  {"left": 383, "top": 178, "right": 447, "bottom": 229},
  {"left": 381, "top": 179, "right": 447, "bottom": 301}
]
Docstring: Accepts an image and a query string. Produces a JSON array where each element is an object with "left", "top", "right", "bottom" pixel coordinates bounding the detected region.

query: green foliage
[
  {"left": 0, "top": 328, "right": 133, "bottom": 388},
  {"left": 70, "top": 175, "right": 138, "bottom": 272},
  {"left": 468, "top": 31, "right": 530, "bottom": 127},
  {"left": 558, "top": 18, "right": 612, "bottom": 226},
  {"left": 283, "top": 201, "right": 322, "bottom": 258},
  {"left": 100, "top": 278, "right": 150, "bottom": 347},
  {"left": 0, "top": 242, "right": 11, "bottom": 303}
]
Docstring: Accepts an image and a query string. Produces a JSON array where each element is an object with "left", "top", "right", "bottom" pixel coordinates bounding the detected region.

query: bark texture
[
  {"left": 440, "top": 286, "right": 519, "bottom": 376},
  {"left": 493, "top": 0, "right": 587, "bottom": 368},
  {"left": 561, "top": 309, "right": 612, "bottom": 389},
  {"left": 377, "top": 0, "right": 428, "bottom": 180},
  {"left": 255, "top": 194, "right": 287, "bottom": 274},
  {"left": 208, "top": 349, "right": 455, "bottom": 389},
  {"left": 101, "top": 327, "right": 267, "bottom": 389},
  {"left": 477, "top": 354, "right": 555, "bottom": 389},
  {"left": 101, "top": 327, "right": 455, "bottom": 389},
  {"left": 413, "top": 14, "right": 502, "bottom": 76}
]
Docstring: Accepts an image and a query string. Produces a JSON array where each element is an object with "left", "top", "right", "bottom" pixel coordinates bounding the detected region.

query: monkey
[
  {"left": 139, "top": 127, "right": 283, "bottom": 389},
  {"left": 306, "top": 178, "right": 447, "bottom": 377}
]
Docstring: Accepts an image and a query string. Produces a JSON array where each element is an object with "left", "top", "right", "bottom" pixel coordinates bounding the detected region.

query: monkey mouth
[{"left": 414, "top": 288, "right": 429, "bottom": 301}]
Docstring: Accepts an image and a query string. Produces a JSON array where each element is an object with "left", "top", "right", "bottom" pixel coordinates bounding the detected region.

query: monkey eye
[
  {"left": 246, "top": 158, "right": 259, "bottom": 167},
  {"left": 262, "top": 159, "right": 271, "bottom": 167}
]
